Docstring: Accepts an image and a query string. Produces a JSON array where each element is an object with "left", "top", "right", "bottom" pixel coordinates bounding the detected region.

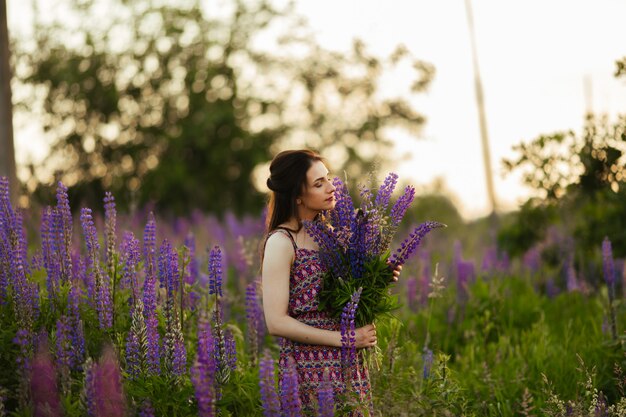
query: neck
[{"left": 297, "top": 206, "right": 320, "bottom": 222}]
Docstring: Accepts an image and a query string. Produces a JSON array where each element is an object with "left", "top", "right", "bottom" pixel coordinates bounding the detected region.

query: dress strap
[{"left": 271, "top": 227, "right": 298, "bottom": 252}]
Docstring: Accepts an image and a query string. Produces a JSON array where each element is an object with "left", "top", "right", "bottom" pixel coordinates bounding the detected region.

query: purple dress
[{"left": 269, "top": 229, "right": 372, "bottom": 415}]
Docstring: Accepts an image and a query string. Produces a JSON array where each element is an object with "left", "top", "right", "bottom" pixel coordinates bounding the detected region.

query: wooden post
[{"left": 465, "top": 0, "right": 498, "bottom": 217}]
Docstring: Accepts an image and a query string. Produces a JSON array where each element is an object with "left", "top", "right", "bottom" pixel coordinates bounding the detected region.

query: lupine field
[{"left": 0, "top": 176, "right": 625, "bottom": 417}]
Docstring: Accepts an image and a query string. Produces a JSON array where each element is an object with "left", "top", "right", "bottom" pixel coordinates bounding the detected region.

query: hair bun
[{"left": 266, "top": 177, "right": 276, "bottom": 191}]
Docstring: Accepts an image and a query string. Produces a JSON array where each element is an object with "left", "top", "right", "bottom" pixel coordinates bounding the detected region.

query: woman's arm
[{"left": 262, "top": 233, "right": 376, "bottom": 348}]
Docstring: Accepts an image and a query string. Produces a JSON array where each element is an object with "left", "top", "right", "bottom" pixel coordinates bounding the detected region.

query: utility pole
[
  {"left": 464, "top": 0, "right": 498, "bottom": 217},
  {"left": 0, "top": 0, "right": 17, "bottom": 204}
]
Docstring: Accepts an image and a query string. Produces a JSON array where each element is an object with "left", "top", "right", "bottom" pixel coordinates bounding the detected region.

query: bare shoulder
[{"left": 263, "top": 231, "right": 295, "bottom": 262}]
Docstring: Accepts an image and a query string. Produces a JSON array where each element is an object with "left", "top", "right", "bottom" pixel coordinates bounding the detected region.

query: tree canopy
[{"left": 13, "top": 0, "right": 433, "bottom": 215}]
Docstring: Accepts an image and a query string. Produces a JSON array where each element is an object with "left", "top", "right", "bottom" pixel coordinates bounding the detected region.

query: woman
[{"left": 261, "top": 149, "right": 401, "bottom": 415}]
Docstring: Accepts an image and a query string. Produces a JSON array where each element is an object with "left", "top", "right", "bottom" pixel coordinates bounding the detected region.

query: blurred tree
[
  {"left": 13, "top": 0, "right": 432, "bottom": 215},
  {"left": 502, "top": 115, "right": 626, "bottom": 256},
  {"left": 0, "top": 0, "right": 17, "bottom": 203}
]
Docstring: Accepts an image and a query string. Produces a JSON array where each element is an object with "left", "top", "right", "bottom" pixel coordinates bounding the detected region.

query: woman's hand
[
  {"left": 387, "top": 261, "right": 403, "bottom": 282},
  {"left": 355, "top": 324, "right": 377, "bottom": 348}
]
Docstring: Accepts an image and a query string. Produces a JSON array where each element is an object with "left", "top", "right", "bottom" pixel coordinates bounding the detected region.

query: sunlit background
[{"left": 6, "top": 0, "right": 626, "bottom": 219}]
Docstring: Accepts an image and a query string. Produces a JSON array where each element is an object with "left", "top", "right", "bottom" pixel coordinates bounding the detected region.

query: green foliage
[
  {"left": 501, "top": 115, "right": 626, "bottom": 257},
  {"left": 319, "top": 254, "right": 397, "bottom": 327},
  {"left": 497, "top": 199, "right": 558, "bottom": 257},
  {"left": 14, "top": 0, "right": 432, "bottom": 216}
]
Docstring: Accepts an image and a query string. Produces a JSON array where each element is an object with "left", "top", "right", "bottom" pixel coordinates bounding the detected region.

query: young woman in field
[{"left": 261, "top": 149, "right": 401, "bottom": 415}]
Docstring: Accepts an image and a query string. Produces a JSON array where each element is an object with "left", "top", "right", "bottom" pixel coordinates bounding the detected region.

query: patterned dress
[{"left": 270, "top": 228, "right": 372, "bottom": 416}]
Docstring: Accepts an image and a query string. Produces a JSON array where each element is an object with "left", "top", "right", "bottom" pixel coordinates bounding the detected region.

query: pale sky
[
  {"left": 295, "top": 0, "right": 626, "bottom": 218},
  {"left": 8, "top": 0, "right": 626, "bottom": 219}
]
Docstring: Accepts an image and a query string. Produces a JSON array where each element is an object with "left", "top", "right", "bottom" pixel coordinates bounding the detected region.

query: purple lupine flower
[
  {"left": 158, "top": 239, "right": 179, "bottom": 293},
  {"left": 55, "top": 315, "right": 72, "bottom": 392},
  {"left": 340, "top": 288, "right": 362, "bottom": 371},
  {"left": 304, "top": 220, "right": 348, "bottom": 278},
  {"left": 602, "top": 237, "right": 615, "bottom": 287},
  {"left": 419, "top": 254, "right": 431, "bottom": 306},
  {"left": 374, "top": 172, "right": 398, "bottom": 212},
  {"left": 280, "top": 357, "right": 302, "bottom": 417},
  {"left": 81, "top": 208, "right": 112, "bottom": 329},
  {"left": 143, "top": 213, "right": 157, "bottom": 280},
  {"left": 41, "top": 206, "right": 61, "bottom": 298},
  {"left": 30, "top": 343, "right": 62, "bottom": 417},
  {"left": 389, "top": 185, "right": 415, "bottom": 228},
  {"left": 142, "top": 270, "right": 160, "bottom": 375},
  {"left": 84, "top": 359, "right": 96, "bottom": 417},
  {"left": 208, "top": 246, "right": 223, "bottom": 296},
  {"left": 389, "top": 221, "right": 446, "bottom": 267},
  {"left": 331, "top": 177, "right": 355, "bottom": 233},
  {"left": 406, "top": 276, "right": 417, "bottom": 311},
  {"left": 56, "top": 181, "right": 73, "bottom": 283},
  {"left": 347, "top": 212, "right": 369, "bottom": 279},
  {"left": 522, "top": 247, "right": 541, "bottom": 274},
  {"left": 566, "top": 257, "right": 579, "bottom": 292},
  {"left": 7, "top": 209, "right": 35, "bottom": 329},
  {"left": 245, "top": 282, "right": 263, "bottom": 364},
  {"left": 164, "top": 296, "right": 187, "bottom": 377},
  {"left": 317, "top": 371, "right": 335, "bottom": 417},
  {"left": 120, "top": 231, "right": 141, "bottom": 306},
  {"left": 259, "top": 350, "right": 281, "bottom": 417},
  {"left": 184, "top": 233, "right": 198, "bottom": 285},
  {"left": 191, "top": 315, "right": 217, "bottom": 417},
  {"left": 125, "top": 299, "right": 147, "bottom": 379},
  {"left": 602, "top": 237, "right": 618, "bottom": 340},
  {"left": 546, "top": 278, "right": 559, "bottom": 298},
  {"left": 142, "top": 214, "right": 160, "bottom": 375},
  {"left": 138, "top": 400, "right": 155, "bottom": 417},
  {"left": 457, "top": 260, "right": 475, "bottom": 304},
  {"left": 224, "top": 329, "right": 237, "bottom": 372},
  {"left": 91, "top": 346, "right": 127, "bottom": 417},
  {"left": 103, "top": 192, "right": 117, "bottom": 279},
  {"left": 422, "top": 348, "right": 434, "bottom": 380}
]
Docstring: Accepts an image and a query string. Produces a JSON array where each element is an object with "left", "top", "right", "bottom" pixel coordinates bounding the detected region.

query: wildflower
[
  {"left": 191, "top": 315, "right": 217, "bottom": 417},
  {"left": 341, "top": 288, "right": 362, "bottom": 371},
  {"left": 56, "top": 181, "right": 73, "bottom": 283},
  {"left": 103, "top": 192, "right": 117, "bottom": 278},
  {"left": 80, "top": 208, "right": 112, "bottom": 329},
  {"left": 68, "top": 285, "right": 86, "bottom": 370},
  {"left": 259, "top": 350, "right": 281, "bottom": 417},
  {"left": 317, "top": 371, "right": 335, "bottom": 417},
  {"left": 389, "top": 221, "right": 446, "bottom": 267},
  {"left": 143, "top": 215, "right": 160, "bottom": 375},
  {"left": 55, "top": 315, "right": 72, "bottom": 392},
  {"left": 406, "top": 276, "right": 417, "bottom": 311},
  {"left": 91, "top": 346, "right": 127, "bottom": 417},
  {"left": 208, "top": 246, "right": 223, "bottom": 296},
  {"left": 602, "top": 237, "right": 615, "bottom": 287},
  {"left": 422, "top": 348, "right": 434, "bottom": 380},
  {"left": 30, "top": 342, "right": 62, "bottom": 417},
  {"left": 163, "top": 295, "right": 187, "bottom": 377},
  {"left": 374, "top": 172, "right": 398, "bottom": 212},
  {"left": 120, "top": 231, "right": 141, "bottom": 306},
  {"left": 280, "top": 357, "right": 302, "bottom": 417},
  {"left": 389, "top": 185, "right": 416, "bottom": 228},
  {"left": 138, "top": 400, "right": 155, "bottom": 417},
  {"left": 125, "top": 299, "right": 148, "bottom": 379},
  {"left": 245, "top": 282, "right": 264, "bottom": 364}
]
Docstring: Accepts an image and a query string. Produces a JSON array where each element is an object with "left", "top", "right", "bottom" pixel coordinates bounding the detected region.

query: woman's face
[{"left": 298, "top": 160, "right": 336, "bottom": 216}]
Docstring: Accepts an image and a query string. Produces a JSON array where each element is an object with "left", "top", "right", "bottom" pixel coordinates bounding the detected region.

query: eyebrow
[{"left": 312, "top": 173, "right": 330, "bottom": 184}]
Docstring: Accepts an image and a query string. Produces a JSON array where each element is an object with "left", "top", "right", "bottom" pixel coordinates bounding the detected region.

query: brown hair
[{"left": 265, "top": 149, "right": 324, "bottom": 234}]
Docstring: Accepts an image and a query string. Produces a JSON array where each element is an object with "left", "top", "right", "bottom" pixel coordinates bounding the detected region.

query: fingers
[{"left": 355, "top": 324, "right": 377, "bottom": 348}]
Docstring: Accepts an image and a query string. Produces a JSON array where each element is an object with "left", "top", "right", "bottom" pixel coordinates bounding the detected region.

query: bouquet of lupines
[{"left": 305, "top": 173, "right": 445, "bottom": 327}]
